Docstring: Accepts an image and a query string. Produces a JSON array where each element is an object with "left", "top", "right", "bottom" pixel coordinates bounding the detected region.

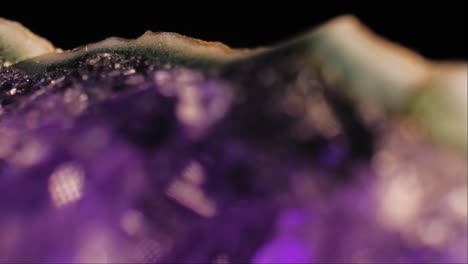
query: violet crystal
[{"left": 0, "top": 17, "right": 467, "bottom": 263}]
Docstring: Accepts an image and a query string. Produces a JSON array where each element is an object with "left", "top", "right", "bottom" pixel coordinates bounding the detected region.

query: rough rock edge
[
  {"left": 0, "top": 18, "right": 55, "bottom": 65},
  {"left": 1, "top": 15, "right": 466, "bottom": 154}
]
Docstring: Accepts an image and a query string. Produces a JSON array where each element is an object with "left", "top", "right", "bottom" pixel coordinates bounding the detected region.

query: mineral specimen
[{"left": 0, "top": 16, "right": 466, "bottom": 263}]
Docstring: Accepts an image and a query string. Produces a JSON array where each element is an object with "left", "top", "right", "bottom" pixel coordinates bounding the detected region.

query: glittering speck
[{"left": 8, "top": 88, "right": 16, "bottom": 95}]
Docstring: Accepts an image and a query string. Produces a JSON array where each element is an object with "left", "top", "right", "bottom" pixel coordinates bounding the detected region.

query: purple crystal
[{"left": 0, "top": 50, "right": 466, "bottom": 263}]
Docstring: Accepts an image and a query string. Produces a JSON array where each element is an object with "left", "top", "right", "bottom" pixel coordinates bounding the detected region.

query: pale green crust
[
  {"left": 13, "top": 31, "right": 257, "bottom": 73},
  {"left": 0, "top": 18, "right": 54, "bottom": 65}
]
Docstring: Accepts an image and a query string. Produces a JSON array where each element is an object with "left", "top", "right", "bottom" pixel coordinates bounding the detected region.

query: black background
[{"left": 1, "top": 2, "right": 466, "bottom": 60}]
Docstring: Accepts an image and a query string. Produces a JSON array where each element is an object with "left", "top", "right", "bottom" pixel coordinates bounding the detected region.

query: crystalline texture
[{"left": 0, "top": 16, "right": 466, "bottom": 263}]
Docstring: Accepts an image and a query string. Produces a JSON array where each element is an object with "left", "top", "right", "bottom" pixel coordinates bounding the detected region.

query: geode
[{"left": 0, "top": 16, "right": 466, "bottom": 263}]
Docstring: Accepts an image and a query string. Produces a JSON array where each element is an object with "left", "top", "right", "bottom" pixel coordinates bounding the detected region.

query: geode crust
[{"left": 0, "top": 17, "right": 466, "bottom": 263}]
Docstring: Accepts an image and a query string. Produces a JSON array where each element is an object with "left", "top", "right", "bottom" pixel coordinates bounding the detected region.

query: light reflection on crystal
[
  {"left": 120, "top": 209, "right": 144, "bottom": 236},
  {"left": 306, "top": 93, "right": 341, "bottom": 138},
  {"left": 173, "top": 69, "right": 232, "bottom": 137},
  {"left": 123, "top": 69, "right": 136, "bottom": 75},
  {"left": 153, "top": 70, "right": 174, "bottom": 96},
  {"left": 378, "top": 169, "right": 423, "bottom": 228},
  {"left": 48, "top": 162, "right": 85, "bottom": 208},
  {"left": 176, "top": 84, "right": 205, "bottom": 127},
  {"left": 182, "top": 160, "right": 205, "bottom": 185},
  {"left": 166, "top": 178, "right": 217, "bottom": 218},
  {"left": 289, "top": 89, "right": 342, "bottom": 140},
  {"left": 9, "top": 139, "right": 47, "bottom": 167},
  {"left": 166, "top": 161, "right": 216, "bottom": 218}
]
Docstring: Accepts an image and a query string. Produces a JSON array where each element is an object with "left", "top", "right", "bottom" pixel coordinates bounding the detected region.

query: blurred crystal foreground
[{"left": 0, "top": 16, "right": 467, "bottom": 263}]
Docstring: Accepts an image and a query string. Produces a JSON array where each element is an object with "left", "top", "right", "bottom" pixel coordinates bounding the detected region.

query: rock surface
[{"left": 0, "top": 17, "right": 466, "bottom": 263}]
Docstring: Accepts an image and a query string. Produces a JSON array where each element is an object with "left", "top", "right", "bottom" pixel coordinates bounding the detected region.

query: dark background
[{"left": 2, "top": 2, "right": 466, "bottom": 60}]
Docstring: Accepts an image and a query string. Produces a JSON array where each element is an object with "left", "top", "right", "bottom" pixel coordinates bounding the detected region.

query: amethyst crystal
[{"left": 0, "top": 17, "right": 466, "bottom": 263}]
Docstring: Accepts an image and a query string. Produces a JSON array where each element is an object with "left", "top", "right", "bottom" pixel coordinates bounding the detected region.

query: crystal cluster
[{"left": 0, "top": 17, "right": 466, "bottom": 263}]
